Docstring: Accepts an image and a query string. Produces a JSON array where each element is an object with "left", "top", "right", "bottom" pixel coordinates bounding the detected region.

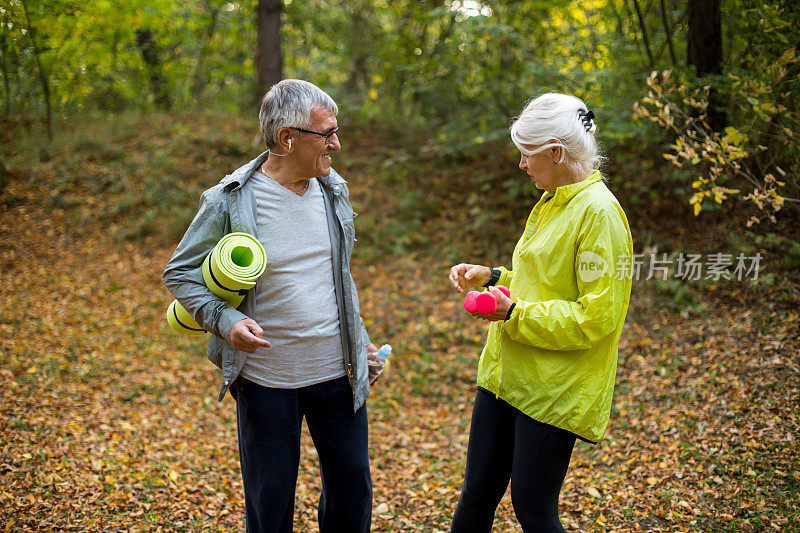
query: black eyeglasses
[{"left": 290, "top": 126, "right": 339, "bottom": 143}]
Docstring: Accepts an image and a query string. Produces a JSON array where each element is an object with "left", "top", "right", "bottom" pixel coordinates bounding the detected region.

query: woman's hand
[
  {"left": 472, "top": 286, "right": 514, "bottom": 322},
  {"left": 449, "top": 263, "right": 492, "bottom": 293}
]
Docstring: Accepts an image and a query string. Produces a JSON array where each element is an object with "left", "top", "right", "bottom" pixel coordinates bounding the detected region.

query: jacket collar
[
  {"left": 316, "top": 168, "right": 347, "bottom": 196},
  {"left": 219, "top": 151, "right": 347, "bottom": 196},
  {"left": 543, "top": 170, "right": 603, "bottom": 206}
]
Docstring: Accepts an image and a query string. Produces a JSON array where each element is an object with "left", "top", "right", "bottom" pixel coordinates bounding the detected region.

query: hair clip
[{"left": 578, "top": 109, "right": 595, "bottom": 133}]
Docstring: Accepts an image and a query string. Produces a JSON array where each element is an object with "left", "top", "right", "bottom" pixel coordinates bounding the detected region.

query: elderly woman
[{"left": 448, "top": 93, "right": 633, "bottom": 532}]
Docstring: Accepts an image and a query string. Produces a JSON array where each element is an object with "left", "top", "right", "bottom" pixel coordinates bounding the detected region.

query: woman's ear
[{"left": 552, "top": 145, "right": 561, "bottom": 164}]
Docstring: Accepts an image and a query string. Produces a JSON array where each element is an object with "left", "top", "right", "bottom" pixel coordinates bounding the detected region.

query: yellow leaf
[
  {"left": 693, "top": 203, "right": 702, "bottom": 216},
  {"left": 369, "top": 89, "right": 378, "bottom": 100},
  {"left": 586, "top": 487, "right": 601, "bottom": 498},
  {"left": 169, "top": 469, "right": 179, "bottom": 482},
  {"left": 5, "top": 518, "right": 14, "bottom": 531}
]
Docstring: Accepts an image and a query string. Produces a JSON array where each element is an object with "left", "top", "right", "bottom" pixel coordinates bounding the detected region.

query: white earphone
[{"left": 268, "top": 138, "right": 292, "bottom": 157}]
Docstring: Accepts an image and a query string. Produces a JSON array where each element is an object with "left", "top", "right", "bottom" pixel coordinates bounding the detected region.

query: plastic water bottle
[
  {"left": 368, "top": 344, "right": 392, "bottom": 384},
  {"left": 376, "top": 344, "right": 392, "bottom": 360}
]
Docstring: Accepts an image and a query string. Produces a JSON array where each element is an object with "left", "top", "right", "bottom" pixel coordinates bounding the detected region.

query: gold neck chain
[{"left": 257, "top": 168, "right": 310, "bottom": 196}]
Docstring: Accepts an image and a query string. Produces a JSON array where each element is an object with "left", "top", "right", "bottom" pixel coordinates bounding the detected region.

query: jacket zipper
[{"left": 494, "top": 197, "right": 556, "bottom": 396}]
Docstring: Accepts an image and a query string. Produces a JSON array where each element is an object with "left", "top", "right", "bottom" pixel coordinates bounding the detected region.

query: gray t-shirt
[{"left": 239, "top": 173, "right": 345, "bottom": 388}]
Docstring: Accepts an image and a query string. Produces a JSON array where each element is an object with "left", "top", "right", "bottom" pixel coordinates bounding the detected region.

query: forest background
[{"left": 0, "top": 0, "right": 798, "bottom": 531}]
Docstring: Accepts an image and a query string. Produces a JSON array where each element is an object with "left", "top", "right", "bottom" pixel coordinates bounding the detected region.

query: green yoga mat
[{"left": 167, "top": 232, "right": 267, "bottom": 335}]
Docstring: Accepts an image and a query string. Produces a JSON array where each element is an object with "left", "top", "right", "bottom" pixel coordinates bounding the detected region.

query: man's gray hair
[{"left": 259, "top": 79, "right": 338, "bottom": 148}]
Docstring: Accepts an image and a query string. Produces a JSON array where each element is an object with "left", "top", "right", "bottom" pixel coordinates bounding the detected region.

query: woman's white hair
[
  {"left": 259, "top": 79, "right": 338, "bottom": 148},
  {"left": 510, "top": 92, "right": 603, "bottom": 176}
]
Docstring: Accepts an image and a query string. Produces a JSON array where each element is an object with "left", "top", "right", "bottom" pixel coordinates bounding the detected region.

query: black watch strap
[{"left": 483, "top": 268, "right": 501, "bottom": 287}]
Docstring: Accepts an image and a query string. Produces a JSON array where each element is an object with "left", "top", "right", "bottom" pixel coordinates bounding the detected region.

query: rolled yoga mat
[{"left": 167, "top": 232, "right": 267, "bottom": 335}]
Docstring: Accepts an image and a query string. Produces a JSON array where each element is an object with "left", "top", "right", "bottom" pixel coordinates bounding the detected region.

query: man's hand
[
  {"left": 472, "top": 286, "right": 513, "bottom": 322},
  {"left": 230, "top": 318, "right": 271, "bottom": 353},
  {"left": 449, "top": 263, "right": 492, "bottom": 293},
  {"left": 365, "top": 343, "right": 383, "bottom": 385}
]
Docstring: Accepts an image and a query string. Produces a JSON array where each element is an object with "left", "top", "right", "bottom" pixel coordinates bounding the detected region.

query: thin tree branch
[
  {"left": 19, "top": 0, "right": 52, "bottom": 139},
  {"left": 659, "top": 0, "right": 678, "bottom": 66},
  {"left": 191, "top": 0, "right": 221, "bottom": 98},
  {"left": 630, "top": 0, "right": 655, "bottom": 68},
  {"left": 1, "top": 8, "right": 11, "bottom": 118}
]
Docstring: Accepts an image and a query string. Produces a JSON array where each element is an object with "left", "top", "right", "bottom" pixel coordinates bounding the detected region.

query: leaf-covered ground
[{"left": 1, "top": 115, "right": 798, "bottom": 531}]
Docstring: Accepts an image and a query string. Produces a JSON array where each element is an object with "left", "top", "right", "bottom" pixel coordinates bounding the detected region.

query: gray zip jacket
[{"left": 163, "top": 151, "right": 371, "bottom": 411}]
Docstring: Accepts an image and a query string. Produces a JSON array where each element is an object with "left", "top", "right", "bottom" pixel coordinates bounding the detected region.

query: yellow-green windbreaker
[{"left": 478, "top": 171, "right": 633, "bottom": 443}]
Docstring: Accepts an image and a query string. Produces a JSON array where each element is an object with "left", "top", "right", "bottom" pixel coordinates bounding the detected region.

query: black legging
[{"left": 451, "top": 388, "right": 576, "bottom": 533}]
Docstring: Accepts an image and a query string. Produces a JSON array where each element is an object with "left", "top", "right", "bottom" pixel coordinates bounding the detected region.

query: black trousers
[
  {"left": 451, "top": 388, "right": 576, "bottom": 533},
  {"left": 231, "top": 375, "right": 372, "bottom": 533}
]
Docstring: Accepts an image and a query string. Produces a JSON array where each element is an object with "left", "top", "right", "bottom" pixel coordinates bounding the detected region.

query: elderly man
[{"left": 163, "top": 79, "right": 377, "bottom": 532}]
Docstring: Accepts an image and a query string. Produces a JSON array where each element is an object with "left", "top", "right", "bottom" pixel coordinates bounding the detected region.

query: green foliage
[
  {"left": 1, "top": 0, "right": 255, "bottom": 114},
  {"left": 4, "top": 0, "right": 799, "bottom": 237},
  {"left": 1, "top": 0, "right": 664, "bottom": 145},
  {"left": 632, "top": 1, "right": 800, "bottom": 226}
]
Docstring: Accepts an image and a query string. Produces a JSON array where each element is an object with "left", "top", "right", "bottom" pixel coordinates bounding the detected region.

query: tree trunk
[
  {"left": 135, "top": 29, "right": 172, "bottom": 110},
  {"left": 255, "top": 0, "right": 282, "bottom": 105},
  {"left": 687, "top": 0, "right": 722, "bottom": 75},
  {"left": 19, "top": 0, "right": 52, "bottom": 139},
  {"left": 687, "top": 0, "right": 724, "bottom": 129}
]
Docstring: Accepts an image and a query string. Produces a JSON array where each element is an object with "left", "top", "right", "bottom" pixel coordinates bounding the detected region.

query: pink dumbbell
[{"left": 464, "top": 285, "right": 510, "bottom": 315}]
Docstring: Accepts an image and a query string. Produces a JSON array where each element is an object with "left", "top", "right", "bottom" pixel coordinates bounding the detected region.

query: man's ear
[{"left": 277, "top": 128, "right": 293, "bottom": 151}]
